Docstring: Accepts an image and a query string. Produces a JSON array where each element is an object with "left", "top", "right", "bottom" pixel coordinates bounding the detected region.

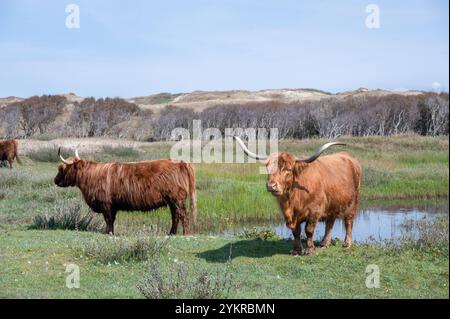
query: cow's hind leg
[
  {"left": 103, "top": 210, "right": 117, "bottom": 235},
  {"left": 7, "top": 157, "right": 13, "bottom": 169},
  {"left": 320, "top": 218, "right": 335, "bottom": 248},
  {"left": 343, "top": 216, "right": 354, "bottom": 248},
  {"left": 168, "top": 203, "right": 179, "bottom": 235},
  {"left": 343, "top": 201, "right": 357, "bottom": 248},
  {"left": 179, "top": 200, "right": 190, "bottom": 235}
]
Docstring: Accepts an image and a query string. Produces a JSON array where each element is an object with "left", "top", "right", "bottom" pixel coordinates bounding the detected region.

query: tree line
[{"left": 0, "top": 92, "right": 448, "bottom": 141}]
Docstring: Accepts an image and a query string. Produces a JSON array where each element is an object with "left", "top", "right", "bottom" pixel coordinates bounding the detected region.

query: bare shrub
[
  {"left": 82, "top": 231, "right": 169, "bottom": 264},
  {"left": 137, "top": 257, "right": 234, "bottom": 299},
  {"left": 2, "top": 95, "right": 67, "bottom": 138},
  {"left": 69, "top": 97, "right": 140, "bottom": 137},
  {"left": 157, "top": 106, "right": 196, "bottom": 140},
  {"left": 1, "top": 92, "right": 448, "bottom": 140}
]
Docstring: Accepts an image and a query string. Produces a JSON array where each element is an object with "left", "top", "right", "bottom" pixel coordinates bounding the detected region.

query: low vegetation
[
  {"left": 137, "top": 257, "right": 234, "bottom": 299},
  {"left": 0, "top": 136, "right": 447, "bottom": 298},
  {"left": 26, "top": 145, "right": 64, "bottom": 163},
  {"left": 396, "top": 215, "right": 449, "bottom": 257},
  {"left": 81, "top": 231, "right": 169, "bottom": 264},
  {"left": 237, "top": 227, "right": 281, "bottom": 240},
  {"left": 30, "top": 201, "right": 103, "bottom": 232},
  {"left": 0, "top": 223, "right": 447, "bottom": 298}
]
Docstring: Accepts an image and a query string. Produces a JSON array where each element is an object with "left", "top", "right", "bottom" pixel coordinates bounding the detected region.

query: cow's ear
[
  {"left": 73, "top": 159, "right": 83, "bottom": 170},
  {"left": 279, "top": 153, "right": 295, "bottom": 171},
  {"left": 293, "top": 161, "right": 307, "bottom": 176}
]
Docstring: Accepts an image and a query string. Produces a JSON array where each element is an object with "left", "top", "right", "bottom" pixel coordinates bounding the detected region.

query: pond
[{"left": 219, "top": 201, "right": 448, "bottom": 242}]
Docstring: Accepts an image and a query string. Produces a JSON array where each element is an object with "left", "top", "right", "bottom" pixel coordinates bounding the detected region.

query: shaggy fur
[
  {"left": 54, "top": 157, "right": 197, "bottom": 235},
  {"left": 0, "top": 140, "right": 22, "bottom": 169},
  {"left": 264, "top": 151, "right": 361, "bottom": 255}
]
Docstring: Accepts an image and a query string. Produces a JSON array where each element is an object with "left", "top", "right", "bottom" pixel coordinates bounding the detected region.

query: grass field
[{"left": 0, "top": 135, "right": 448, "bottom": 298}]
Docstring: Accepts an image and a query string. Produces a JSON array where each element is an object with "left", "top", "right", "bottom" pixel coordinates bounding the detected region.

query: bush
[
  {"left": 82, "top": 230, "right": 169, "bottom": 264},
  {"left": 0, "top": 169, "right": 29, "bottom": 188},
  {"left": 399, "top": 215, "right": 449, "bottom": 257},
  {"left": 137, "top": 258, "right": 234, "bottom": 299},
  {"left": 362, "top": 167, "right": 392, "bottom": 188},
  {"left": 30, "top": 201, "right": 103, "bottom": 231},
  {"left": 237, "top": 227, "right": 281, "bottom": 240},
  {"left": 69, "top": 97, "right": 140, "bottom": 137}
]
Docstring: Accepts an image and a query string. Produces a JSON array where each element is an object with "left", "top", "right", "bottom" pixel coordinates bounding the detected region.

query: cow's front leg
[
  {"left": 290, "top": 222, "right": 302, "bottom": 256},
  {"left": 304, "top": 219, "right": 317, "bottom": 255},
  {"left": 320, "top": 218, "right": 335, "bottom": 248},
  {"left": 283, "top": 208, "right": 301, "bottom": 256}
]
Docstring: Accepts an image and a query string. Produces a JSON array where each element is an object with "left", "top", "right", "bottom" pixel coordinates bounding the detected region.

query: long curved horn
[
  {"left": 58, "top": 147, "right": 71, "bottom": 164},
  {"left": 74, "top": 149, "right": 80, "bottom": 160},
  {"left": 233, "top": 136, "right": 268, "bottom": 160},
  {"left": 297, "top": 142, "right": 346, "bottom": 163}
]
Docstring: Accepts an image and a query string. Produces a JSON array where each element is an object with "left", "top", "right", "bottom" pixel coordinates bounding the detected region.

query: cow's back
[
  {"left": 303, "top": 152, "right": 361, "bottom": 212},
  {"left": 98, "top": 159, "right": 192, "bottom": 211}
]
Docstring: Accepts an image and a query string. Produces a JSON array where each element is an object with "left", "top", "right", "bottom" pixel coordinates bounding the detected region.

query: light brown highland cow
[{"left": 234, "top": 136, "right": 361, "bottom": 256}]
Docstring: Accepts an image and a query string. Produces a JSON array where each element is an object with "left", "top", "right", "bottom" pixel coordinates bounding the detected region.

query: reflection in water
[{"left": 221, "top": 204, "right": 448, "bottom": 242}]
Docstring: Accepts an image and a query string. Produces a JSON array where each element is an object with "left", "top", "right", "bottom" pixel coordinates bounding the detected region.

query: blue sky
[{"left": 0, "top": 0, "right": 448, "bottom": 98}]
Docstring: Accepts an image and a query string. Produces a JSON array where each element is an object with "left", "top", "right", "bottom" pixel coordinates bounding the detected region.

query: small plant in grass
[
  {"left": 82, "top": 230, "right": 169, "bottom": 264},
  {"left": 237, "top": 227, "right": 281, "bottom": 240},
  {"left": 137, "top": 257, "right": 234, "bottom": 299},
  {"left": 30, "top": 201, "right": 103, "bottom": 231}
]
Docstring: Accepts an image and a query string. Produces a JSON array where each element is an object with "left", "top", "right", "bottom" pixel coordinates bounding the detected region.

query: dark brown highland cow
[
  {"left": 0, "top": 139, "right": 22, "bottom": 169},
  {"left": 54, "top": 149, "right": 197, "bottom": 235},
  {"left": 234, "top": 136, "right": 361, "bottom": 256}
]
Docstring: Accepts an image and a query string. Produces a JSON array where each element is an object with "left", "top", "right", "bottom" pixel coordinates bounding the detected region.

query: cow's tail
[
  {"left": 185, "top": 162, "right": 197, "bottom": 223},
  {"left": 13, "top": 141, "right": 22, "bottom": 165}
]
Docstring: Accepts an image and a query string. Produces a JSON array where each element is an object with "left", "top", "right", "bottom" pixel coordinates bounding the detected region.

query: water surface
[{"left": 220, "top": 202, "right": 448, "bottom": 242}]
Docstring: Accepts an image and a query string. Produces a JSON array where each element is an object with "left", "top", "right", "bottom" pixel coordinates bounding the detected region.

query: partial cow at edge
[
  {"left": 0, "top": 139, "right": 22, "bottom": 169},
  {"left": 234, "top": 136, "right": 362, "bottom": 256},
  {"left": 54, "top": 149, "right": 197, "bottom": 235}
]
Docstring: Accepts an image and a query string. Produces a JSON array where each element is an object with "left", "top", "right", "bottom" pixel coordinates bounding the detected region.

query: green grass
[
  {"left": 0, "top": 135, "right": 448, "bottom": 298},
  {"left": 0, "top": 222, "right": 447, "bottom": 298}
]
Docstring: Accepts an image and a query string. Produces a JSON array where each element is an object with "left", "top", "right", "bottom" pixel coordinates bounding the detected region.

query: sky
[{"left": 0, "top": 0, "right": 448, "bottom": 98}]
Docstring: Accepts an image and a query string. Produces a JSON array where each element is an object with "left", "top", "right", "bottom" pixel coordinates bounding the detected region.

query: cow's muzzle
[{"left": 266, "top": 183, "right": 278, "bottom": 193}]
